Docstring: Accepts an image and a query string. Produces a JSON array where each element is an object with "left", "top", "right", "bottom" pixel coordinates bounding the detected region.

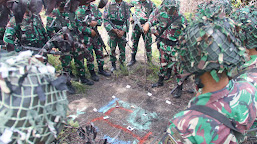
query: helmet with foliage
[
  {"left": 0, "top": 51, "right": 68, "bottom": 143},
  {"left": 178, "top": 8, "right": 247, "bottom": 81},
  {"left": 230, "top": 6, "right": 257, "bottom": 49},
  {"left": 197, "top": 0, "right": 233, "bottom": 17}
]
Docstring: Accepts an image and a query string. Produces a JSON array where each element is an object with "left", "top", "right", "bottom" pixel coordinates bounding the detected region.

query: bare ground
[{"left": 64, "top": 28, "right": 196, "bottom": 143}]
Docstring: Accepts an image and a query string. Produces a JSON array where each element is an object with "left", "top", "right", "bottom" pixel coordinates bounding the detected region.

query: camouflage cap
[
  {"left": 230, "top": 6, "right": 257, "bottom": 49},
  {"left": 178, "top": 9, "right": 247, "bottom": 80}
]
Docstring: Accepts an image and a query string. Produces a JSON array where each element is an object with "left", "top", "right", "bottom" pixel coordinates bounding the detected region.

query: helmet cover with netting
[
  {"left": 161, "top": 0, "right": 180, "bottom": 15},
  {"left": 197, "top": 0, "right": 233, "bottom": 18},
  {"left": 178, "top": 11, "right": 247, "bottom": 79},
  {"left": 0, "top": 51, "right": 68, "bottom": 143},
  {"left": 230, "top": 6, "right": 257, "bottom": 49}
]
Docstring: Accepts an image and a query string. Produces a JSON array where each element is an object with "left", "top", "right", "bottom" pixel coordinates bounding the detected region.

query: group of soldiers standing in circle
[
  {"left": 2, "top": 0, "right": 257, "bottom": 143},
  {"left": 1, "top": 0, "right": 186, "bottom": 98}
]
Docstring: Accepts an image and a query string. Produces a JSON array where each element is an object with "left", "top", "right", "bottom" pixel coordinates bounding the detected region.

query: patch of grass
[
  {"left": 71, "top": 81, "right": 90, "bottom": 94},
  {"left": 47, "top": 55, "right": 62, "bottom": 72}
]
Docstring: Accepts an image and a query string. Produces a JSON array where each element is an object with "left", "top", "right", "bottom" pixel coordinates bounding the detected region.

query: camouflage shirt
[
  {"left": 168, "top": 79, "right": 257, "bottom": 144},
  {"left": 237, "top": 55, "right": 257, "bottom": 89},
  {"left": 147, "top": 5, "right": 185, "bottom": 42},
  {"left": 4, "top": 13, "right": 48, "bottom": 48},
  {"left": 103, "top": 0, "right": 131, "bottom": 33},
  {"left": 76, "top": 4, "right": 102, "bottom": 44},
  {"left": 130, "top": 0, "right": 156, "bottom": 22},
  {"left": 46, "top": 9, "right": 69, "bottom": 37}
]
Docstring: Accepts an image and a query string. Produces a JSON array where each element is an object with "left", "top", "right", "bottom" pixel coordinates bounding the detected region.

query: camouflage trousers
[
  {"left": 109, "top": 34, "right": 126, "bottom": 64},
  {"left": 86, "top": 38, "right": 105, "bottom": 70},
  {"left": 60, "top": 52, "right": 73, "bottom": 74},
  {"left": 131, "top": 29, "right": 152, "bottom": 59},
  {"left": 158, "top": 42, "right": 181, "bottom": 82},
  {"left": 61, "top": 46, "right": 94, "bottom": 77}
]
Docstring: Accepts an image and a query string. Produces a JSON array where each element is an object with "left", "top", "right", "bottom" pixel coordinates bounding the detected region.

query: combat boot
[
  {"left": 152, "top": 76, "right": 164, "bottom": 88},
  {"left": 127, "top": 53, "right": 136, "bottom": 67},
  {"left": 173, "top": 84, "right": 182, "bottom": 98},
  {"left": 89, "top": 70, "right": 99, "bottom": 81},
  {"left": 80, "top": 76, "right": 94, "bottom": 85},
  {"left": 111, "top": 62, "right": 117, "bottom": 72},
  {"left": 165, "top": 68, "right": 172, "bottom": 80},
  {"left": 98, "top": 66, "right": 111, "bottom": 77}
]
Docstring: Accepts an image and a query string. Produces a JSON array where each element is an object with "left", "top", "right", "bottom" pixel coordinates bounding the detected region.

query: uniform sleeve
[
  {"left": 103, "top": 3, "right": 114, "bottom": 32},
  {"left": 4, "top": 17, "right": 17, "bottom": 45},
  {"left": 147, "top": 5, "right": 162, "bottom": 28},
  {"left": 76, "top": 8, "right": 92, "bottom": 35},
  {"left": 94, "top": 5, "right": 103, "bottom": 26},
  {"left": 122, "top": 2, "right": 131, "bottom": 32}
]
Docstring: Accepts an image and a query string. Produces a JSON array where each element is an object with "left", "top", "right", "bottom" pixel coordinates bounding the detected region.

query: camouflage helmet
[
  {"left": 161, "top": 0, "right": 180, "bottom": 15},
  {"left": 178, "top": 10, "right": 247, "bottom": 80},
  {"left": 197, "top": 0, "right": 233, "bottom": 18},
  {"left": 0, "top": 51, "right": 68, "bottom": 143},
  {"left": 230, "top": 6, "right": 257, "bottom": 49}
]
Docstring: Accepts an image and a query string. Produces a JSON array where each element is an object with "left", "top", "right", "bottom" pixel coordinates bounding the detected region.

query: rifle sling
[
  {"left": 187, "top": 105, "right": 241, "bottom": 134},
  {"left": 158, "top": 15, "right": 181, "bottom": 39}
]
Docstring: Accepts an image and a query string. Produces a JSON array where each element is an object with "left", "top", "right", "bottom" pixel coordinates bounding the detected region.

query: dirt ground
[{"left": 64, "top": 27, "right": 196, "bottom": 144}]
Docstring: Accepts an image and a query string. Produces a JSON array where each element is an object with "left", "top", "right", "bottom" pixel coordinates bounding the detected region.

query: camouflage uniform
[
  {"left": 167, "top": 79, "right": 257, "bottom": 144},
  {"left": 128, "top": 0, "right": 156, "bottom": 65},
  {"left": 4, "top": 12, "right": 48, "bottom": 53},
  {"left": 147, "top": 2, "right": 185, "bottom": 97},
  {"left": 164, "top": 2, "right": 257, "bottom": 143},
  {"left": 76, "top": 4, "right": 110, "bottom": 79},
  {"left": 46, "top": 8, "right": 94, "bottom": 85},
  {"left": 103, "top": 0, "right": 131, "bottom": 70},
  {"left": 46, "top": 9, "right": 73, "bottom": 75}
]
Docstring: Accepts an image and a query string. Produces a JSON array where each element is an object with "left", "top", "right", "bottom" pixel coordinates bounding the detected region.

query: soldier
[
  {"left": 4, "top": 9, "right": 48, "bottom": 53},
  {"left": 103, "top": 0, "right": 131, "bottom": 72},
  {"left": 163, "top": 6, "right": 257, "bottom": 144},
  {"left": 143, "top": 0, "right": 186, "bottom": 98},
  {"left": 76, "top": 0, "right": 111, "bottom": 82},
  {"left": 230, "top": 6, "right": 257, "bottom": 87},
  {"left": 45, "top": 2, "right": 95, "bottom": 86},
  {"left": 127, "top": 0, "right": 156, "bottom": 66}
]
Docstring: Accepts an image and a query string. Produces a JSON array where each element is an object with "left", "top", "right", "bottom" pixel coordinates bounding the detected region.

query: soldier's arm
[
  {"left": 146, "top": 5, "right": 162, "bottom": 28},
  {"left": 121, "top": 2, "right": 131, "bottom": 33},
  {"left": 94, "top": 4, "right": 103, "bottom": 26},
  {"left": 4, "top": 17, "right": 16, "bottom": 45},
  {"left": 103, "top": 3, "right": 114, "bottom": 32}
]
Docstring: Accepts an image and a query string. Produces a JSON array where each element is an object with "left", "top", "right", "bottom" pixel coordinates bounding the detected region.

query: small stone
[
  {"left": 147, "top": 92, "right": 152, "bottom": 96},
  {"left": 126, "top": 85, "right": 131, "bottom": 88},
  {"left": 93, "top": 108, "right": 98, "bottom": 112},
  {"left": 166, "top": 100, "right": 171, "bottom": 105}
]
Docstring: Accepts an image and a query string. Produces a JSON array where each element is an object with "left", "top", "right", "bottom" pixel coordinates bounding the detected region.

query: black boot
[
  {"left": 152, "top": 76, "right": 164, "bottom": 88},
  {"left": 89, "top": 70, "right": 99, "bottom": 81},
  {"left": 165, "top": 68, "right": 172, "bottom": 80},
  {"left": 66, "top": 81, "right": 76, "bottom": 94},
  {"left": 80, "top": 76, "right": 94, "bottom": 85},
  {"left": 127, "top": 53, "right": 136, "bottom": 67},
  {"left": 111, "top": 62, "right": 117, "bottom": 72},
  {"left": 173, "top": 84, "right": 182, "bottom": 98},
  {"left": 98, "top": 66, "right": 111, "bottom": 77}
]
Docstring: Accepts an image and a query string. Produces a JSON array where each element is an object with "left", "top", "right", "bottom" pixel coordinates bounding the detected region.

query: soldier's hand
[
  {"left": 112, "top": 29, "right": 119, "bottom": 35},
  {"left": 90, "top": 21, "right": 98, "bottom": 27},
  {"left": 117, "top": 30, "right": 125, "bottom": 38},
  {"left": 91, "top": 29, "right": 97, "bottom": 37},
  {"left": 130, "top": 17, "right": 134, "bottom": 24},
  {"left": 143, "top": 23, "right": 150, "bottom": 34},
  {"left": 154, "top": 32, "right": 159, "bottom": 36}
]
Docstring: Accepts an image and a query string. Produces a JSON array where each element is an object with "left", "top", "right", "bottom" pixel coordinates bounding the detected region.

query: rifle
[
  {"left": 21, "top": 45, "right": 71, "bottom": 56},
  {"left": 150, "top": 15, "right": 182, "bottom": 46},
  {"left": 82, "top": 15, "right": 109, "bottom": 55},
  {"left": 49, "top": 10, "right": 67, "bottom": 30},
  {"left": 105, "top": 19, "right": 132, "bottom": 49},
  {"left": 132, "top": 14, "right": 144, "bottom": 32}
]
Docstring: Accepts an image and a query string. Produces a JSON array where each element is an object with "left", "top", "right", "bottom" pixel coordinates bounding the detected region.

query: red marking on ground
[
  {"left": 89, "top": 106, "right": 152, "bottom": 142},
  {"left": 105, "top": 107, "right": 133, "bottom": 115}
]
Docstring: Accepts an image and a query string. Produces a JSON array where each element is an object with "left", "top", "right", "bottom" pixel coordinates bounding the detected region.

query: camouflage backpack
[{"left": 0, "top": 51, "right": 68, "bottom": 143}]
